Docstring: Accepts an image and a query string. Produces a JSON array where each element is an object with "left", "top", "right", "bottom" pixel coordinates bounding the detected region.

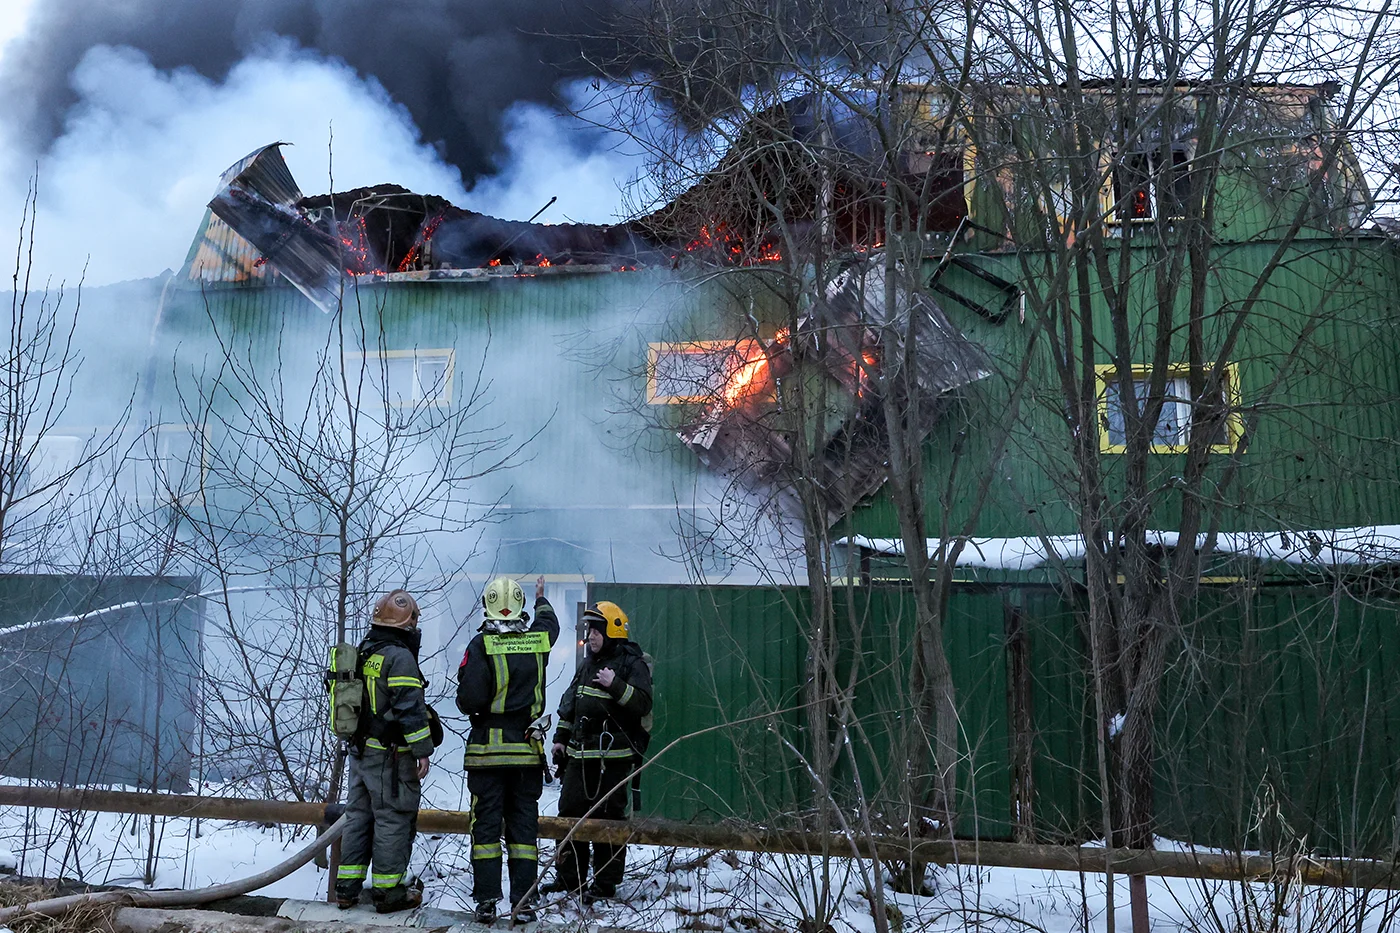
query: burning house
[{"left": 13, "top": 80, "right": 1400, "bottom": 844}]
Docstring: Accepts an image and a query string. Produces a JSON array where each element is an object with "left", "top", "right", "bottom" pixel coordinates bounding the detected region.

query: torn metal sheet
[
  {"left": 208, "top": 143, "right": 345, "bottom": 313},
  {"left": 678, "top": 259, "right": 990, "bottom": 525}
]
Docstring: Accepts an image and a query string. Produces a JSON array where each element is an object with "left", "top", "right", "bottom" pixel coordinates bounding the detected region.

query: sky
[{"left": 0, "top": 0, "right": 648, "bottom": 287}]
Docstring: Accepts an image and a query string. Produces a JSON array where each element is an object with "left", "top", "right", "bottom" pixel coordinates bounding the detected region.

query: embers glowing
[
  {"left": 397, "top": 213, "right": 446, "bottom": 273},
  {"left": 338, "top": 215, "right": 384, "bottom": 276},
  {"left": 684, "top": 222, "right": 784, "bottom": 265}
]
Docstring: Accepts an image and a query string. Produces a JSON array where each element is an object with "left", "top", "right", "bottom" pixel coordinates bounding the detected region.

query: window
[
  {"left": 1097, "top": 363, "right": 1243, "bottom": 454},
  {"left": 116, "top": 423, "right": 209, "bottom": 504},
  {"left": 1108, "top": 147, "right": 1191, "bottom": 223},
  {"left": 15, "top": 435, "right": 83, "bottom": 493},
  {"left": 350, "top": 349, "right": 455, "bottom": 407},
  {"left": 646, "top": 340, "right": 763, "bottom": 404}
]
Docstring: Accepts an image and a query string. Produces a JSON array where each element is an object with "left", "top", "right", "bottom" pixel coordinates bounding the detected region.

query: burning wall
[
  {"left": 199, "top": 140, "right": 988, "bottom": 527},
  {"left": 677, "top": 263, "right": 989, "bottom": 525}
]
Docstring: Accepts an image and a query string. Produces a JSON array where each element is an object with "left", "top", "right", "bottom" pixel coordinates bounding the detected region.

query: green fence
[{"left": 591, "top": 579, "right": 1400, "bottom": 855}]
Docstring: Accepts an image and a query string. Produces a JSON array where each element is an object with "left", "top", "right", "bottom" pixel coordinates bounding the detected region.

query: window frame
[
  {"left": 346, "top": 348, "right": 456, "bottom": 408},
  {"left": 1103, "top": 145, "right": 1194, "bottom": 225},
  {"left": 1096, "top": 362, "right": 1243, "bottom": 454},
  {"left": 646, "top": 339, "right": 763, "bottom": 405}
]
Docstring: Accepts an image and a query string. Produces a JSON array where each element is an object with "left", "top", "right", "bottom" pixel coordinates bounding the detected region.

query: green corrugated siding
[
  {"left": 589, "top": 581, "right": 1093, "bottom": 840},
  {"left": 591, "top": 579, "right": 1400, "bottom": 855},
  {"left": 1157, "top": 582, "right": 1400, "bottom": 855},
  {"left": 845, "top": 237, "right": 1400, "bottom": 543},
  {"left": 587, "top": 583, "right": 809, "bottom": 822},
  {"left": 156, "top": 272, "right": 787, "bottom": 519}
]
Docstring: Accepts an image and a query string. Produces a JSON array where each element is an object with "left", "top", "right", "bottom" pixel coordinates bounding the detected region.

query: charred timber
[{"left": 1, "top": 785, "right": 1397, "bottom": 890}]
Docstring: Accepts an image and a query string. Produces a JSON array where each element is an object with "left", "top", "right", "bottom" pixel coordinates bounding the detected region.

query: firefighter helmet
[
  {"left": 483, "top": 576, "right": 526, "bottom": 621},
  {"left": 583, "top": 601, "right": 629, "bottom": 639},
  {"left": 373, "top": 589, "right": 420, "bottom": 628}
]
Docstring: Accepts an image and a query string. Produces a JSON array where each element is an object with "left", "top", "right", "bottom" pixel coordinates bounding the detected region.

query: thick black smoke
[{"left": 0, "top": 0, "right": 628, "bottom": 184}]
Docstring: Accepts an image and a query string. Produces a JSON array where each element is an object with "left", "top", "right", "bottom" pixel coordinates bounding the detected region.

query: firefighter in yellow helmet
[
  {"left": 455, "top": 576, "right": 559, "bottom": 925},
  {"left": 544, "top": 600, "right": 652, "bottom": 903},
  {"left": 336, "top": 590, "right": 435, "bottom": 913}
]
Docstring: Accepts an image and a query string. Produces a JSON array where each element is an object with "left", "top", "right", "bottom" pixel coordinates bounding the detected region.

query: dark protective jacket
[
  {"left": 456, "top": 597, "right": 560, "bottom": 769},
  {"left": 357, "top": 625, "right": 435, "bottom": 760},
  {"left": 552, "top": 638, "right": 652, "bottom": 761}
]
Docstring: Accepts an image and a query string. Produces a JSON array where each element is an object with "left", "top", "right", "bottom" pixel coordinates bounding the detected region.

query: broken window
[
  {"left": 1110, "top": 148, "right": 1192, "bottom": 222},
  {"left": 646, "top": 340, "right": 766, "bottom": 404},
  {"left": 1098, "top": 363, "right": 1242, "bottom": 453}
]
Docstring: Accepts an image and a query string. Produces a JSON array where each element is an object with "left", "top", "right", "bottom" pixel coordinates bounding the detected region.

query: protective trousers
[
  {"left": 467, "top": 766, "right": 544, "bottom": 907},
  {"left": 337, "top": 748, "right": 422, "bottom": 896},
  {"left": 555, "top": 757, "right": 633, "bottom": 892}
]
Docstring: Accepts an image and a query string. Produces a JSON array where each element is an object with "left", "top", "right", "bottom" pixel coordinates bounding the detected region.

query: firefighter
[
  {"left": 545, "top": 600, "right": 652, "bottom": 903},
  {"left": 456, "top": 575, "right": 559, "bottom": 925},
  {"left": 335, "top": 590, "right": 435, "bottom": 914}
]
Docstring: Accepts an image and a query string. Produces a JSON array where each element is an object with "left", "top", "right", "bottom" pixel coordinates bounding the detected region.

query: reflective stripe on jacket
[
  {"left": 456, "top": 598, "right": 560, "bottom": 769},
  {"left": 357, "top": 625, "right": 434, "bottom": 760},
  {"left": 552, "top": 639, "right": 652, "bottom": 757}
]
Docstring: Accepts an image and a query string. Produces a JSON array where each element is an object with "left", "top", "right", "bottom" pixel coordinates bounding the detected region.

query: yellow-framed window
[
  {"left": 345, "top": 349, "right": 455, "bottom": 407},
  {"left": 645, "top": 339, "right": 763, "bottom": 404},
  {"left": 1096, "top": 362, "right": 1243, "bottom": 454}
]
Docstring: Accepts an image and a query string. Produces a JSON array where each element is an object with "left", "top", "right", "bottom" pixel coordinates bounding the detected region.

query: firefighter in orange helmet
[{"left": 544, "top": 600, "right": 652, "bottom": 903}]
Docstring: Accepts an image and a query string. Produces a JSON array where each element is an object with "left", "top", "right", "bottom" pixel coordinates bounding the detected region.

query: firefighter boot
[
  {"left": 334, "top": 880, "right": 362, "bottom": 910},
  {"left": 374, "top": 879, "right": 423, "bottom": 914}
]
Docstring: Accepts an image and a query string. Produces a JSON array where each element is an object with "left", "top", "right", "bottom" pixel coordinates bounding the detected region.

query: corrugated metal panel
[
  {"left": 589, "top": 581, "right": 1040, "bottom": 838},
  {"left": 831, "top": 586, "right": 1018, "bottom": 838},
  {"left": 1157, "top": 583, "right": 1400, "bottom": 856},
  {"left": 155, "top": 270, "right": 789, "bottom": 584},
  {"left": 588, "top": 583, "right": 808, "bottom": 821},
  {"left": 843, "top": 238, "right": 1400, "bottom": 545},
  {"left": 180, "top": 210, "right": 276, "bottom": 285}
]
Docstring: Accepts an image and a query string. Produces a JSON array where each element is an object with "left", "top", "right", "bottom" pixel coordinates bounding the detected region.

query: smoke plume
[{"left": 0, "top": 0, "right": 633, "bottom": 183}]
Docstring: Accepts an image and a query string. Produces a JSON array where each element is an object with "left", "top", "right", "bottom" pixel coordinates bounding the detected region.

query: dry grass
[{"left": 0, "top": 882, "right": 118, "bottom": 933}]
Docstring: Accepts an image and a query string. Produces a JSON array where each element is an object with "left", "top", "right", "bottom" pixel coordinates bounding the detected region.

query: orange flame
[
  {"left": 397, "top": 213, "right": 445, "bottom": 272},
  {"left": 487, "top": 258, "right": 503, "bottom": 267},
  {"left": 723, "top": 355, "right": 769, "bottom": 406},
  {"left": 718, "top": 330, "right": 788, "bottom": 407},
  {"left": 535, "top": 253, "right": 552, "bottom": 267}
]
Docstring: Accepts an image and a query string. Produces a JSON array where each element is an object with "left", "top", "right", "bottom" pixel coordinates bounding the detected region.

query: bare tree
[{"left": 159, "top": 281, "right": 529, "bottom": 804}]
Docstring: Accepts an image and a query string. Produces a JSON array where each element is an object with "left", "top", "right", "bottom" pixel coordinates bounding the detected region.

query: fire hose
[{"left": 0, "top": 815, "right": 346, "bottom": 926}]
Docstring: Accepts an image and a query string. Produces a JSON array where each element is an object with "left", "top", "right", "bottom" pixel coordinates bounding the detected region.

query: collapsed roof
[
  {"left": 192, "top": 137, "right": 988, "bottom": 525},
  {"left": 199, "top": 143, "right": 666, "bottom": 312}
]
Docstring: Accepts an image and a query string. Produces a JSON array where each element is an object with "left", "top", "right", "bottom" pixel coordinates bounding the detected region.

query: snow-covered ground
[{"left": 3, "top": 790, "right": 1398, "bottom": 931}]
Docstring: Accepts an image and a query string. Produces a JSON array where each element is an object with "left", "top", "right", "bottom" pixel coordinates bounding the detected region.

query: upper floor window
[
  {"left": 1108, "top": 147, "right": 1191, "bottom": 223},
  {"left": 348, "top": 350, "right": 455, "bottom": 407},
  {"left": 646, "top": 340, "right": 763, "bottom": 404},
  {"left": 1097, "top": 363, "right": 1243, "bottom": 454}
]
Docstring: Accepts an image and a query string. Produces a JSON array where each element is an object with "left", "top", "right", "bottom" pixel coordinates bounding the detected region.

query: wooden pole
[{"left": 2, "top": 785, "right": 1397, "bottom": 890}]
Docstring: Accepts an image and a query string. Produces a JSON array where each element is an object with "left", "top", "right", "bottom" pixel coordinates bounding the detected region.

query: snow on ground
[{"left": 4, "top": 788, "right": 1399, "bottom": 931}]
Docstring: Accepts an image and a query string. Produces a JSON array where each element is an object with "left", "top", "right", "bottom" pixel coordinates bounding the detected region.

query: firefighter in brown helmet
[{"left": 335, "top": 590, "right": 436, "bottom": 913}]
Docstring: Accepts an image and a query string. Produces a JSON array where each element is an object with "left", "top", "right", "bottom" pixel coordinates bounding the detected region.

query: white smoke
[
  {"left": 462, "top": 81, "right": 658, "bottom": 224},
  {"left": 0, "top": 41, "right": 646, "bottom": 288}
]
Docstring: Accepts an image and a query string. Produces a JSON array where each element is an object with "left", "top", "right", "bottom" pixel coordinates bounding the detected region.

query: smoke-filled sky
[{"left": 0, "top": 0, "right": 653, "bottom": 286}]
